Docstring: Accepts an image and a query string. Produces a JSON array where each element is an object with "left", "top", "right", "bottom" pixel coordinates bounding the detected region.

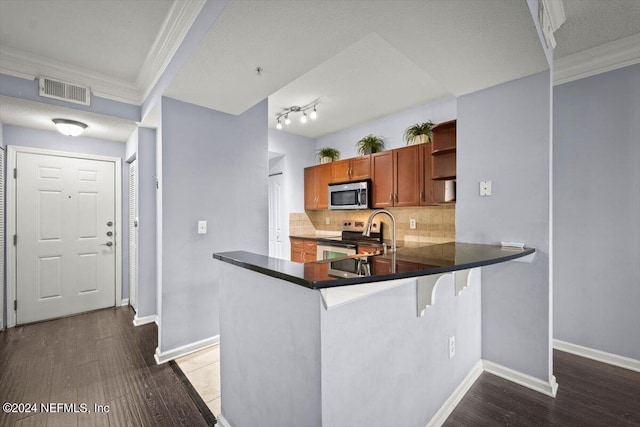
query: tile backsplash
[{"left": 292, "top": 205, "right": 455, "bottom": 244}]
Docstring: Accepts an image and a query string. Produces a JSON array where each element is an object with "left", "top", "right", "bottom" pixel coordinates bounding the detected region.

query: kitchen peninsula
[{"left": 213, "top": 243, "right": 534, "bottom": 427}]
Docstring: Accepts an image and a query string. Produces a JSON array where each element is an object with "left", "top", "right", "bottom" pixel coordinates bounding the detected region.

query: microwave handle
[{"left": 358, "top": 189, "right": 367, "bottom": 206}]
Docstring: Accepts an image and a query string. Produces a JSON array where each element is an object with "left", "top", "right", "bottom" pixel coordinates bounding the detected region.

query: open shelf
[{"left": 431, "top": 147, "right": 456, "bottom": 156}]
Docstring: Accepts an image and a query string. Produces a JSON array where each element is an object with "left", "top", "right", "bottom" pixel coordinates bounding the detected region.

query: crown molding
[
  {"left": 554, "top": 33, "right": 640, "bottom": 86},
  {"left": 136, "top": 0, "right": 206, "bottom": 102},
  {"left": 0, "top": 46, "right": 140, "bottom": 105}
]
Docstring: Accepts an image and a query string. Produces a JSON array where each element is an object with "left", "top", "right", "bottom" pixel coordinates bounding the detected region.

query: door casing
[{"left": 5, "top": 145, "right": 123, "bottom": 327}]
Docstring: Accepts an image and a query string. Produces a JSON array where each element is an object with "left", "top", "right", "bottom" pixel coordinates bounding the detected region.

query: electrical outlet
[
  {"left": 480, "top": 180, "right": 492, "bottom": 196},
  {"left": 449, "top": 336, "right": 456, "bottom": 359},
  {"left": 325, "top": 217, "right": 331, "bottom": 225},
  {"left": 409, "top": 218, "right": 416, "bottom": 230},
  {"left": 198, "top": 220, "right": 207, "bottom": 234}
]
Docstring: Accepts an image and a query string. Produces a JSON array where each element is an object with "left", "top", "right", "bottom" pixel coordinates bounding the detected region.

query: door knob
[
  {"left": 101, "top": 242, "right": 113, "bottom": 247},
  {"left": 106, "top": 231, "right": 113, "bottom": 236},
  {"left": 106, "top": 221, "right": 113, "bottom": 226}
]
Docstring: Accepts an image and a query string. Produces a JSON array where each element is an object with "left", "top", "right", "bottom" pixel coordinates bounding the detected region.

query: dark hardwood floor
[
  {"left": 445, "top": 350, "right": 640, "bottom": 426},
  {"left": 0, "top": 307, "right": 211, "bottom": 427}
]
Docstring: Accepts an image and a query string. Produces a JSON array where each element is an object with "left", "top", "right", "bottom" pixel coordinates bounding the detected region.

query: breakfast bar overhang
[{"left": 213, "top": 243, "right": 548, "bottom": 427}]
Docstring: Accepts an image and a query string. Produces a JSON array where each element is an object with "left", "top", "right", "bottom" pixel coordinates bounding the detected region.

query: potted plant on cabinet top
[
  {"left": 404, "top": 121, "right": 435, "bottom": 145},
  {"left": 356, "top": 134, "right": 385, "bottom": 155},
  {"left": 317, "top": 147, "right": 340, "bottom": 164}
]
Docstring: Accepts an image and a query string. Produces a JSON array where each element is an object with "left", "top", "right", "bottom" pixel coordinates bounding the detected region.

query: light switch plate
[
  {"left": 480, "top": 180, "right": 492, "bottom": 196},
  {"left": 198, "top": 220, "right": 207, "bottom": 234}
]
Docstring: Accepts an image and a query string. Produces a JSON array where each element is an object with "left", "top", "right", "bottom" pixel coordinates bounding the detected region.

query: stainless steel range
[{"left": 316, "top": 220, "right": 382, "bottom": 261}]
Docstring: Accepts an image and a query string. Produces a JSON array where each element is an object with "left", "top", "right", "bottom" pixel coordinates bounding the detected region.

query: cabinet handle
[
  {"left": 302, "top": 251, "right": 305, "bottom": 262},
  {"left": 390, "top": 193, "right": 393, "bottom": 201},
  {"left": 420, "top": 190, "right": 424, "bottom": 201},
  {"left": 395, "top": 193, "right": 398, "bottom": 202}
]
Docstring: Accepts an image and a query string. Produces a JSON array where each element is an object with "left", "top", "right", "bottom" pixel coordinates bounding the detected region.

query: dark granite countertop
[
  {"left": 213, "top": 243, "right": 535, "bottom": 290},
  {"left": 289, "top": 234, "right": 340, "bottom": 241}
]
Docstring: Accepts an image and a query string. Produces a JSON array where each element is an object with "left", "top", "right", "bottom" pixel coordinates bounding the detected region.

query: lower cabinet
[{"left": 290, "top": 238, "right": 317, "bottom": 263}]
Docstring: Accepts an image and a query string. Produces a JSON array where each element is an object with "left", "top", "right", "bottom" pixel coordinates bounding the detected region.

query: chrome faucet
[{"left": 363, "top": 209, "right": 397, "bottom": 253}]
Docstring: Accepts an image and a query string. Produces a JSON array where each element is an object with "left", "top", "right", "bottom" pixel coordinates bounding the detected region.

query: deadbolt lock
[
  {"left": 107, "top": 221, "right": 113, "bottom": 226},
  {"left": 106, "top": 231, "right": 113, "bottom": 236}
]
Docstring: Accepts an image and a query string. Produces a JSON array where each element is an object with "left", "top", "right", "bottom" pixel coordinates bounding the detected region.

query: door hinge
[
  {"left": 13, "top": 168, "right": 17, "bottom": 178},
  {"left": 13, "top": 234, "right": 17, "bottom": 245},
  {"left": 14, "top": 300, "right": 17, "bottom": 311}
]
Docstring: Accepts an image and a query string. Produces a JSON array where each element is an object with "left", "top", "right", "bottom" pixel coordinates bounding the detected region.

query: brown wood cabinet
[
  {"left": 371, "top": 151, "right": 394, "bottom": 208},
  {"left": 419, "top": 144, "right": 434, "bottom": 206},
  {"left": 290, "top": 238, "right": 317, "bottom": 263},
  {"left": 304, "top": 163, "right": 332, "bottom": 210},
  {"left": 431, "top": 119, "right": 457, "bottom": 204},
  {"left": 371, "top": 145, "right": 421, "bottom": 208},
  {"left": 330, "top": 155, "right": 371, "bottom": 183}
]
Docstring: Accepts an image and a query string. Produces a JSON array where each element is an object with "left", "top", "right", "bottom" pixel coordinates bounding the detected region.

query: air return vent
[{"left": 39, "top": 76, "right": 91, "bottom": 106}]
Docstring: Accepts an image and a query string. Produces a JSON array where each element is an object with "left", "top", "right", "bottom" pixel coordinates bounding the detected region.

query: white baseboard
[
  {"left": 426, "top": 360, "right": 483, "bottom": 427},
  {"left": 482, "top": 360, "right": 558, "bottom": 397},
  {"left": 154, "top": 335, "right": 220, "bottom": 365},
  {"left": 132, "top": 314, "right": 158, "bottom": 327},
  {"left": 120, "top": 298, "right": 129, "bottom": 306},
  {"left": 217, "top": 414, "right": 232, "bottom": 427},
  {"left": 553, "top": 339, "right": 640, "bottom": 372}
]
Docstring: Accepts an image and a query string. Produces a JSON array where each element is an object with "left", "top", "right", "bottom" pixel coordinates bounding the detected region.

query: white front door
[
  {"left": 268, "top": 173, "right": 283, "bottom": 259},
  {"left": 16, "top": 152, "right": 116, "bottom": 324}
]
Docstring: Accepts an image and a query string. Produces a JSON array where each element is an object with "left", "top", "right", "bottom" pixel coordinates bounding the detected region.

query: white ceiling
[
  {"left": 0, "top": 0, "right": 173, "bottom": 83},
  {"left": 166, "top": 0, "right": 548, "bottom": 138},
  {"left": 0, "top": 95, "right": 137, "bottom": 142},
  {"left": 0, "top": 0, "right": 638, "bottom": 142},
  {"left": 554, "top": 0, "right": 640, "bottom": 58}
]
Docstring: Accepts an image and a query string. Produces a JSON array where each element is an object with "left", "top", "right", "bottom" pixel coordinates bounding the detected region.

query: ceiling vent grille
[{"left": 39, "top": 76, "right": 91, "bottom": 106}]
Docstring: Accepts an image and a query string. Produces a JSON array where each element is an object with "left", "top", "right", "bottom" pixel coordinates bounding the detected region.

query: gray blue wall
[
  {"left": 315, "top": 96, "right": 457, "bottom": 158},
  {"left": 125, "top": 127, "right": 158, "bottom": 319},
  {"left": 3, "top": 125, "right": 130, "bottom": 301},
  {"left": 553, "top": 64, "right": 640, "bottom": 360},
  {"left": 159, "top": 96, "right": 268, "bottom": 352},
  {"left": 457, "top": 71, "right": 552, "bottom": 381},
  {"left": 267, "top": 129, "right": 316, "bottom": 257}
]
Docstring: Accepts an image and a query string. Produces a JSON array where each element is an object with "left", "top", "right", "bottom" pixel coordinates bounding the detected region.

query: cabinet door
[
  {"left": 350, "top": 155, "right": 371, "bottom": 181},
  {"left": 371, "top": 151, "right": 394, "bottom": 208},
  {"left": 303, "top": 241, "right": 317, "bottom": 261},
  {"left": 315, "top": 164, "right": 332, "bottom": 209},
  {"left": 304, "top": 167, "right": 316, "bottom": 210},
  {"left": 330, "top": 159, "right": 351, "bottom": 183},
  {"left": 290, "top": 238, "right": 304, "bottom": 262},
  {"left": 420, "top": 144, "right": 434, "bottom": 206},
  {"left": 394, "top": 145, "right": 421, "bottom": 207}
]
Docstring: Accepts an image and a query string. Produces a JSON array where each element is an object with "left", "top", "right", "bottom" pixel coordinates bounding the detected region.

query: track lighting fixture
[{"left": 275, "top": 102, "right": 318, "bottom": 130}]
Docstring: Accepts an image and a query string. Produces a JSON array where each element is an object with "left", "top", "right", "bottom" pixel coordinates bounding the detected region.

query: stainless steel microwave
[{"left": 328, "top": 180, "right": 369, "bottom": 210}]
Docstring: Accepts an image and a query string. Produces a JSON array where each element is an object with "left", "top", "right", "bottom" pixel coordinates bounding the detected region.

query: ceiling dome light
[
  {"left": 310, "top": 105, "right": 317, "bottom": 120},
  {"left": 300, "top": 111, "right": 308, "bottom": 123},
  {"left": 53, "top": 118, "right": 87, "bottom": 136},
  {"left": 276, "top": 119, "right": 282, "bottom": 130},
  {"left": 284, "top": 114, "right": 291, "bottom": 125}
]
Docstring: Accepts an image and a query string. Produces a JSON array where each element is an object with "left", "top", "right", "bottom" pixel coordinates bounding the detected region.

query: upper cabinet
[
  {"left": 431, "top": 120, "right": 457, "bottom": 204},
  {"left": 304, "top": 163, "right": 332, "bottom": 210},
  {"left": 330, "top": 155, "right": 371, "bottom": 183},
  {"left": 371, "top": 145, "right": 421, "bottom": 208},
  {"left": 431, "top": 119, "right": 456, "bottom": 180},
  {"left": 304, "top": 119, "right": 456, "bottom": 210}
]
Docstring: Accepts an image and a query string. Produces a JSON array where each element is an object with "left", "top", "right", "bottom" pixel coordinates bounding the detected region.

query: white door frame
[{"left": 5, "top": 145, "right": 123, "bottom": 328}]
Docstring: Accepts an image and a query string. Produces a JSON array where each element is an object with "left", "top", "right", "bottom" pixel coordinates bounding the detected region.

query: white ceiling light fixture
[
  {"left": 276, "top": 102, "right": 318, "bottom": 129},
  {"left": 52, "top": 118, "right": 88, "bottom": 136}
]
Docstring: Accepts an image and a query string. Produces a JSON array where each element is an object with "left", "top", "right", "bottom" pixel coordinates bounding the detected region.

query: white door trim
[{"left": 6, "top": 145, "right": 123, "bottom": 327}]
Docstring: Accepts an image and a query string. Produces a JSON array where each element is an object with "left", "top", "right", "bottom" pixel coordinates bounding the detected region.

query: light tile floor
[{"left": 176, "top": 345, "right": 221, "bottom": 417}]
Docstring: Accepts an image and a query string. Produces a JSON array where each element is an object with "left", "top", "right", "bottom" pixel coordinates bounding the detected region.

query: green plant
[
  {"left": 356, "top": 134, "right": 385, "bottom": 155},
  {"left": 403, "top": 121, "right": 435, "bottom": 145},
  {"left": 316, "top": 147, "right": 340, "bottom": 162}
]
